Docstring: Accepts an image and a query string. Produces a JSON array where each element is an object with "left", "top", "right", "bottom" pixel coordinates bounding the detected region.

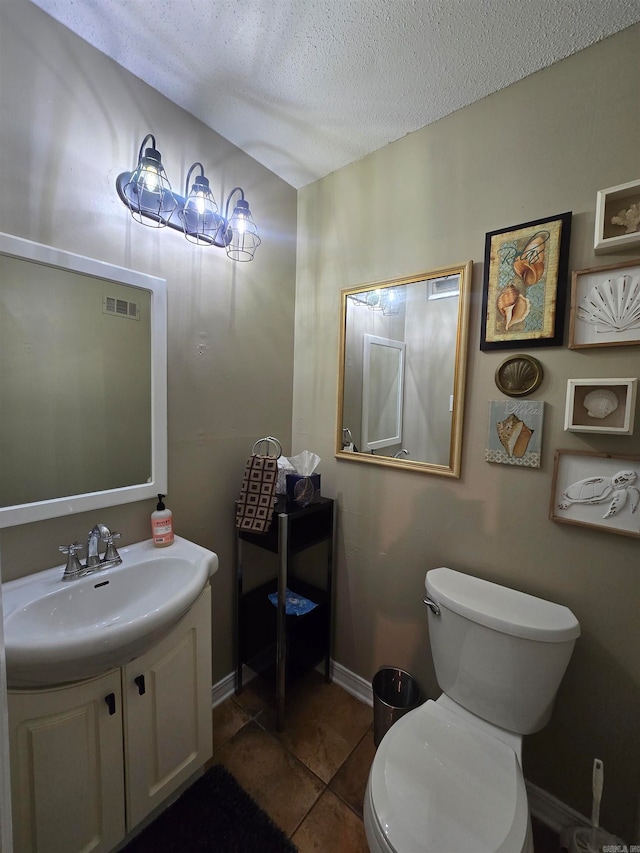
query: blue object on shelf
[{"left": 268, "top": 588, "right": 318, "bottom": 616}]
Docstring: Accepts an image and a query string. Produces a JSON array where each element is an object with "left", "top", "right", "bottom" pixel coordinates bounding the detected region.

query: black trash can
[{"left": 372, "top": 667, "right": 422, "bottom": 747}]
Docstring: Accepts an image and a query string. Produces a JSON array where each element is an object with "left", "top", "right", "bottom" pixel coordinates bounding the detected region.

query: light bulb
[
  {"left": 142, "top": 164, "right": 160, "bottom": 192},
  {"left": 195, "top": 191, "right": 206, "bottom": 215}
]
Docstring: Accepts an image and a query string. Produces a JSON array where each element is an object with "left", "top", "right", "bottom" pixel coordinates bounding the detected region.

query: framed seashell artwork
[
  {"left": 594, "top": 179, "right": 640, "bottom": 255},
  {"left": 564, "top": 379, "right": 637, "bottom": 435},
  {"left": 480, "top": 212, "right": 572, "bottom": 351},
  {"left": 568, "top": 259, "right": 640, "bottom": 349},
  {"left": 550, "top": 449, "right": 640, "bottom": 539},
  {"left": 486, "top": 400, "right": 544, "bottom": 467}
]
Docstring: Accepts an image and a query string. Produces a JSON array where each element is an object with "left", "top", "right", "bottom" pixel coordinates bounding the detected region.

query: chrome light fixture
[
  {"left": 348, "top": 285, "right": 402, "bottom": 315},
  {"left": 115, "top": 134, "right": 260, "bottom": 260}
]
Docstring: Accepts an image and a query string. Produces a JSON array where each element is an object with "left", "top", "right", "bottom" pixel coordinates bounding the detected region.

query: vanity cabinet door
[
  {"left": 123, "top": 585, "right": 213, "bottom": 830},
  {"left": 8, "top": 670, "right": 125, "bottom": 853}
]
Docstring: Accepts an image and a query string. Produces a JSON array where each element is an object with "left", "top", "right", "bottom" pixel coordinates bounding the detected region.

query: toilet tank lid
[{"left": 426, "top": 568, "right": 580, "bottom": 642}]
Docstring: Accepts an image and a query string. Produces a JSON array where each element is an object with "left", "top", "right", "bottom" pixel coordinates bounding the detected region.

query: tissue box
[{"left": 286, "top": 473, "right": 321, "bottom": 504}]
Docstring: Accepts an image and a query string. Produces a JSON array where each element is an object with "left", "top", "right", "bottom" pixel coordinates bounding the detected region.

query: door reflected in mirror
[
  {"left": 362, "top": 334, "right": 405, "bottom": 451},
  {"left": 337, "top": 263, "right": 472, "bottom": 477}
]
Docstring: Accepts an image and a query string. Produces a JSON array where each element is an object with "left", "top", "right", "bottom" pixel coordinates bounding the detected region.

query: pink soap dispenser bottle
[{"left": 151, "top": 493, "right": 174, "bottom": 547}]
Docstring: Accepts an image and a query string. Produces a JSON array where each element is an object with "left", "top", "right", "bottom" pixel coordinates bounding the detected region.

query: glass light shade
[
  {"left": 381, "top": 288, "right": 400, "bottom": 315},
  {"left": 123, "top": 145, "right": 177, "bottom": 227},
  {"left": 225, "top": 199, "right": 261, "bottom": 262},
  {"left": 179, "top": 175, "right": 221, "bottom": 245},
  {"left": 366, "top": 289, "right": 383, "bottom": 310}
]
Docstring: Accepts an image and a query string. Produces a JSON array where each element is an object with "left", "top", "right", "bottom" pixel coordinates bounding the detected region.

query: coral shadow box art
[
  {"left": 550, "top": 450, "right": 640, "bottom": 539},
  {"left": 568, "top": 259, "right": 640, "bottom": 349},
  {"left": 480, "top": 212, "right": 572, "bottom": 351},
  {"left": 564, "top": 379, "right": 637, "bottom": 435},
  {"left": 486, "top": 400, "right": 544, "bottom": 467},
  {"left": 594, "top": 178, "right": 640, "bottom": 255}
]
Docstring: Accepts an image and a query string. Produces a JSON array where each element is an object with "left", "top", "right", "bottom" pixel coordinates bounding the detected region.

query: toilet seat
[{"left": 367, "top": 700, "right": 531, "bottom": 853}]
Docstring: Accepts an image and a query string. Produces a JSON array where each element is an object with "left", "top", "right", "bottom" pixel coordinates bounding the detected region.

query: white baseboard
[
  {"left": 211, "top": 660, "right": 374, "bottom": 708},
  {"left": 211, "top": 671, "right": 235, "bottom": 707},
  {"left": 526, "top": 780, "right": 589, "bottom": 834},
  {"left": 211, "top": 661, "right": 591, "bottom": 838},
  {"left": 211, "top": 666, "right": 256, "bottom": 707},
  {"left": 328, "top": 659, "right": 373, "bottom": 707}
]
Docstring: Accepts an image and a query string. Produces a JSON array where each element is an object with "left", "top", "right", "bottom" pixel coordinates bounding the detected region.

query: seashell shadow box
[{"left": 564, "top": 379, "right": 637, "bottom": 435}]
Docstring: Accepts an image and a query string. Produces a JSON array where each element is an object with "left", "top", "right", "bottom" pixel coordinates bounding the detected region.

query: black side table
[{"left": 235, "top": 496, "right": 334, "bottom": 730}]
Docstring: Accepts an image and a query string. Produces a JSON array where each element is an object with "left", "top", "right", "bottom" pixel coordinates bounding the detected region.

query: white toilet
[{"left": 364, "top": 567, "right": 580, "bottom": 853}]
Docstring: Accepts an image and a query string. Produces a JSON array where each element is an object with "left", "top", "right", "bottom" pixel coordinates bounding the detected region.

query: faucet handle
[
  {"left": 103, "top": 532, "right": 122, "bottom": 564},
  {"left": 59, "top": 542, "right": 85, "bottom": 581},
  {"left": 59, "top": 541, "right": 83, "bottom": 556}
]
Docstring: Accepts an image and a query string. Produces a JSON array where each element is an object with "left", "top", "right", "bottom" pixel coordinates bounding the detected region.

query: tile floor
[{"left": 209, "top": 670, "right": 562, "bottom": 852}]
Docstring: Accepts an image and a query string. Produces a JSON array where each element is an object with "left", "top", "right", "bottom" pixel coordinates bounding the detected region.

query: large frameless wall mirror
[
  {"left": 0, "top": 232, "right": 168, "bottom": 528},
  {"left": 336, "top": 262, "right": 472, "bottom": 477}
]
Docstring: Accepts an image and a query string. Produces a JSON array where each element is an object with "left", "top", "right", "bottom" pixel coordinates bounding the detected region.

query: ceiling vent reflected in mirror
[
  {"left": 103, "top": 295, "right": 140, "bottom": 320},
  {"left": 427, "top": 275, "right": 460, "bottom": 300}
]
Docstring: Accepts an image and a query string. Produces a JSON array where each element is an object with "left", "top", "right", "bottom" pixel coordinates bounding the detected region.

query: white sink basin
[{"left": 3, "top": 535, "right": 218, "bottom": 688}]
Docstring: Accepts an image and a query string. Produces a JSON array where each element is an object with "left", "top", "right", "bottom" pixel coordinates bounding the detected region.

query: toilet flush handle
[{"left": 423, "top": 596, "right": 440, "bottom": 616}]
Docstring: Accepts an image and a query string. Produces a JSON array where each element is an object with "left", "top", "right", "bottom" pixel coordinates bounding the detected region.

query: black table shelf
[{"left": 235, "top": 496, "right": 334, "bottom": 730}]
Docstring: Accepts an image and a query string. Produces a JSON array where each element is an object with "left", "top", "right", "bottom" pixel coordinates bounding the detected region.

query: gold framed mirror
[{"left": 336, "top": 262, "right": 472, "bottom": 477}]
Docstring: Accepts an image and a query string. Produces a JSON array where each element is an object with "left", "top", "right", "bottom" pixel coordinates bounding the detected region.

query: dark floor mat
[{"left": 123, "top": 764, "right": 297, "bottom": 853}]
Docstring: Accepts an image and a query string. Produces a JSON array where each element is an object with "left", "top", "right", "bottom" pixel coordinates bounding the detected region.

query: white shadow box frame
[
  {"left": 594, "top": 179, "right": 640, "bottom": 254},
  {"left": 568, "top": 259, "right": 640, "bottom": 349},
  {"left": 550, "top": 450, "right": 640, "bottom": 539},
  {"left": 564, "top": 379, "right": 637, "bottom": 435}
]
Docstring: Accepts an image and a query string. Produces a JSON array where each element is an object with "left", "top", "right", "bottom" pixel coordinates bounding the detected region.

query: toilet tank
[{"left": 425, "top": 568, "right": 580, "bottom": 734}]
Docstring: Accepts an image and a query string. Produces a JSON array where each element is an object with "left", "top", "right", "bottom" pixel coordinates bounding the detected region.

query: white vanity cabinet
[
  {"left": 123, "top": 584, "right": 213, "bottom": 828},
  {"left": 8, "top": 669, "right": 125, "bottom": 853},
  {"left": 8, "top": 585, "right": 213, "bottom": 853}
]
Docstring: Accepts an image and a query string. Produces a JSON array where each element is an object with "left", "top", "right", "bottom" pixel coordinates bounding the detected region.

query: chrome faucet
[
  {"left": 60, "top": 523, "right": 122, "bottom": 581},
  {"left": 86, "top": 523, "right": 115, "bottom": 569},
  {"left": 393, "top": 449, "right": 409, "bottom": 459}
]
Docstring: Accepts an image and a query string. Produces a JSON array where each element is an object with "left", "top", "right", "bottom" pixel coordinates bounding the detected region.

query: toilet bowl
[
  {"left": 364, "top": 567, "right": 580, "bottom": 853},
  {"left": 364, "top": 699, "right": 533, "bottom": 853}
]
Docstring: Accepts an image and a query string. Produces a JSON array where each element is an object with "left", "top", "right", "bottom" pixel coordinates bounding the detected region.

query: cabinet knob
[
  {"left": 104, "top": 692, "right": 116, "bottom": 715},
  {"left": 134, "top": 674, "right": 146, "bottom": 696}
]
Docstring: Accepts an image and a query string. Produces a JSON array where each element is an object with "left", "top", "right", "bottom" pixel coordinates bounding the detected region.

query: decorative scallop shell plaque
[{"left": 495, "top": 354, "right": 544, "bottom": 397}]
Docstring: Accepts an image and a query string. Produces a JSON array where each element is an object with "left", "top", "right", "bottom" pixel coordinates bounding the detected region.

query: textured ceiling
[{"left": 31, "top": 0, "right": 640, "bottom": 188}]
